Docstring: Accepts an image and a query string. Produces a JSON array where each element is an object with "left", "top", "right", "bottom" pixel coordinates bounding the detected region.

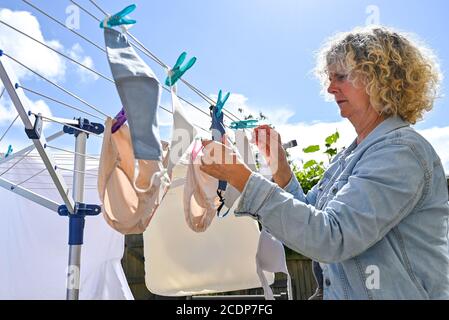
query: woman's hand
[
  {"left": 253, "top": 125, "right": 292, "bottom": 188},
  {"left": 199, "top": 138, "right": 252, "bottom": 192}
]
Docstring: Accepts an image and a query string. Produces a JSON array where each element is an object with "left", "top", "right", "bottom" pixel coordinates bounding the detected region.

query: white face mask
[
  {"left": 256, "top": 229, "right": 293, "bottom": 300},
  {"left": 166, "top": 86, "right": 198, "bottom": 178},
  {"left": 222, "top": 130, "right": 257, "bottom": 211}
]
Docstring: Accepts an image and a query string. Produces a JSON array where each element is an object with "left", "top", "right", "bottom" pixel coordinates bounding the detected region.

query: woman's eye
[{"left": 336, "top": 74, "right": 348, "bottom": 81}]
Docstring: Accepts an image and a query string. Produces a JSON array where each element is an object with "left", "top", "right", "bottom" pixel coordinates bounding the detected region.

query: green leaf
[
  {"left": 325, "top": 131, "right": 340, "bottom": 145},
  {"left": 303, "top": 160, "right": 317, "bottom": 169},
  {"left": 324, "top": 148, "right": 337, "bottom": 157},
  {"left": 302, "top": 145, "right": 320, "bottom": 153}
]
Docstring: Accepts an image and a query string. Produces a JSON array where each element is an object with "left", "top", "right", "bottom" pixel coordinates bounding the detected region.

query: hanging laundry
[
  {"left": 97, "top": 118, "right": 168, "bottom": 234},
  {"left": 104, "top": 27, "right": 162, "bottom": 161},
  {"left": 256, "top": 229, "right": 293, "bottom": 300},
  {"left": 183, "top": 140, "right": 220, "bottom": 232},
  {"left": 143, "top": 160, "right": 273, "bottom": 296},
  {"left": 165, "top": 86, "right": 198, "bottom": 178},
  {"left": 221, "top": 130, "right": 257, "bottom": 213}
]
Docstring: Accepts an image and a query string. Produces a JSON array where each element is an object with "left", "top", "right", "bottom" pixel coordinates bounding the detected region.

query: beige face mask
[{"left": 98, "top": 118, "right": 168, "bottom": 234}]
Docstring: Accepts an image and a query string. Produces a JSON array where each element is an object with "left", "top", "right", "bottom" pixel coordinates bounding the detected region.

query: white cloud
[
  {"left": 67, "top": 43, "right": 99, "bottom": 82},
  {"left": 417, "top": 126, "right": 449, "bottom": 173},
  {"left": 0, "top": 9, "right": 65, "bottom": 128},
  {"left": 0, "top": 9, "right": 66, "bottom": 81},
  {"left": 0, "top": 10, "right": 98, "bottom": 128}
]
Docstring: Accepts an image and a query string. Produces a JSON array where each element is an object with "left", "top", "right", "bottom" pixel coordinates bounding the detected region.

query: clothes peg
[
  {"left": 209, "top": 90, "right": 230, "bottom": 142},
  {"left": 229, "top": 119, "right": 259, "bottom": 130},
  {"left": 100, "top": 4, "right": 137, "bottom": 29},
  {"left": 165, "top": 52, "right": 197, "bottom": 87},
  {"left": 214, "top": 90, "right": 230, "bottom": 118},
  {"left": 111, "top": 108, "right": 127, "bottom": 133},
  {"left": 4, "top": 145, "right": 13, "bottom": 158}
]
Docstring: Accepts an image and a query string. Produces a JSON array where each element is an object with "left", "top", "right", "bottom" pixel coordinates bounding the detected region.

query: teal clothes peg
[
  {"left": 215, "top": 90, "right": 230, "bottom": 117},
  {"left": 210, "top": 90, "right": 230, "bottom": 141},
  {"left": 229, "top": 119, "right": 259, "bottom": 130},
  {"left": 4, "top": 145, "right": 12, "bottom": 158},
  {"left": 165, "top": 52, "right": 197, "bottom": 87},
  {"left": 100, "top": 4, "right": 137, "bottom": 28}
]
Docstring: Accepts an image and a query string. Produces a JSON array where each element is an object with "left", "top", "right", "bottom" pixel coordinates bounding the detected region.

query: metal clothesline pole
[{"left": 66, "top": 131, "right": 87, "bottom": 300}]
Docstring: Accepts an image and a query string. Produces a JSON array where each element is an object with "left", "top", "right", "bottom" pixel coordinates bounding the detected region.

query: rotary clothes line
[{"left": 0, "top": 152, "right": 133, "bottom": 299}]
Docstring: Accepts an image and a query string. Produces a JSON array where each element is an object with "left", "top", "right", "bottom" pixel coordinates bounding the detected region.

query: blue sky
[{"left": 0, "top": 0, "right": 448, "bottom": 168}]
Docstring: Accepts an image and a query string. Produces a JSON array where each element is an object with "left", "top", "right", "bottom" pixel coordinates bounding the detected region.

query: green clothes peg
[
  {"left": 100, "top": 4, "right": 137, "bottom": 28},
  {"left": 165, "top": 52, "right": 197, "bottom": 87}
]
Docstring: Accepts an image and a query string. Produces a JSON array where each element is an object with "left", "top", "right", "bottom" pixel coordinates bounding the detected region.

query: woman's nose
[{"left": 327, "top": 80, "right": 339, "bottom": 95}]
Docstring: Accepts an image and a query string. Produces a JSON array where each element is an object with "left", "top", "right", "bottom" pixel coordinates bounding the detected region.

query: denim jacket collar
[{"left": 355, "top": 115, "right": 410, "bottom": 150}]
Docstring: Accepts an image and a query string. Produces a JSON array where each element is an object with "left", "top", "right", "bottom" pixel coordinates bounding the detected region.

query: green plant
[{"left": 292, "top": 131, "right": 340, "bottom": 193}]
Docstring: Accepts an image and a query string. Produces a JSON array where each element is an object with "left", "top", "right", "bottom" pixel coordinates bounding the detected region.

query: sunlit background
[{"left": 0, "top": 0, "right": 448, "bottom": 170}]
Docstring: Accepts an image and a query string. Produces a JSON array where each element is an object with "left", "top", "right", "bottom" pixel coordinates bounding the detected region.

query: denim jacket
[{"left": 235, "top": 116, "right": 449, "bottom": 299}]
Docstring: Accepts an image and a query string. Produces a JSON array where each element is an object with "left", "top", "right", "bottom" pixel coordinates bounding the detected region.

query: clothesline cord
[
  {"left": 0, "top": 114, "right": 19, "bottom": 143},
  {"left": 55, "top": 166, "right": 98, "bottom": 177},
  {"left": 1, "top": 52, "right": 110, "bottom": 118},
  {"left": 45, "top": 144, "right": 100, "bottom": 160},
  {"left": 158, "top": 104, "right": 210, "bottom": 135},
  {"left": 0, "top": 149, "right": 33, "bottom": 177},
  {"left": 21, "top": 0, "right": 242, "bottom": 125},
  {"left": 22, "top": 0, "right": 106, "bottom": 53},
  {"left": 14, "top": 167, "right": 47, "bottom": 187},
  {"left": 19, "top": 85, "right": 105, "bottom": 122},
  {"left": 82, "top": 0, "right": 242, "bottom": 123},
  {"left": 0, "top": 19, "right": 115, "bottom": 84}
]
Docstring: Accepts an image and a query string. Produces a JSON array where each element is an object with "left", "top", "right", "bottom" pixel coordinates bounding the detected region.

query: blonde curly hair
[{"left": 315, "top": 26, "right": 443, "bottom": 124}]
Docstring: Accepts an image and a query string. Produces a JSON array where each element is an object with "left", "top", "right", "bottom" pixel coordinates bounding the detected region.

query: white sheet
[{"left": 0, "top": 153, "right": 133, "bottom": 300}]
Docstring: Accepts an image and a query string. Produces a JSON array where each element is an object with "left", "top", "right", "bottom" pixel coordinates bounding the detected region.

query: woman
[{"left": 200, "top": 26, "right": 449, "bottom": 299}]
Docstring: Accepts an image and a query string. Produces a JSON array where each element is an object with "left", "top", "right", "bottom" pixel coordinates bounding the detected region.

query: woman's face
[{"left": 327, "top": 70, "right": 371, "bottom": 121}]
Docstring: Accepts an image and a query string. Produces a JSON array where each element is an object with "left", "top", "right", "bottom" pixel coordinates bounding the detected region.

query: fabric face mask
[
  {"left": 104, "top": 27, "right": 162, "bottom": 161},
  {"left": 166, "top": 86, "right": 198, "bottom": 178},
  {"left": 98, "top": 118, "right": 167, "bottom": 234},
  {"left": 183, "top": 141, "right": 220, "bottom": 232},
  {"left": 222, "top": 130, "right": 257, "bottom": 211}
]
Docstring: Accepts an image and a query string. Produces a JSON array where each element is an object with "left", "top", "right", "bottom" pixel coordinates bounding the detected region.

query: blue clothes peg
[
  {"left": 229, "top": 119, "right": 259, "bottom": 130},
  {"left": 165, "top": 52, "right": 197, "bottom": 87},
  {"left": 100, "top": 4, "right": 137, "bottom": 28},
  {"left": 4, "top": 145, "right": 12, "bottom": 158}
]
